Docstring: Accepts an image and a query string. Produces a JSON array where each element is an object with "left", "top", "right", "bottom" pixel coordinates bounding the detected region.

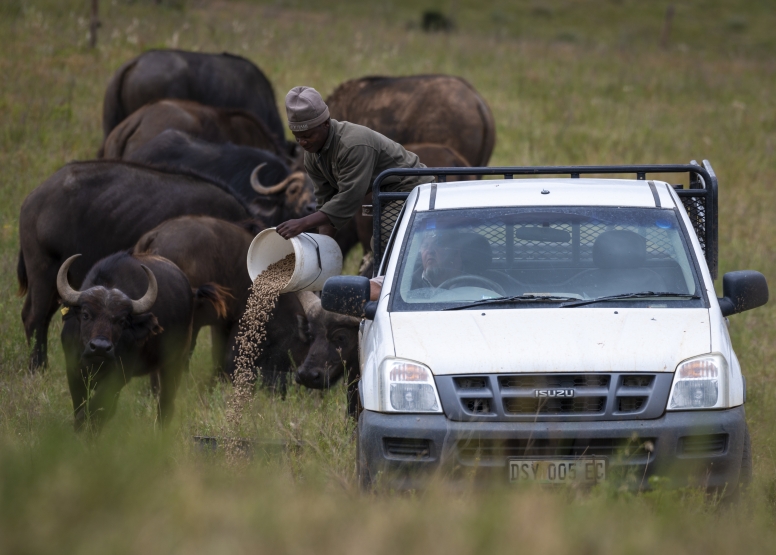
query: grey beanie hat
[{"left": 285, "top": 86, "right": 330, "bottom": 132}]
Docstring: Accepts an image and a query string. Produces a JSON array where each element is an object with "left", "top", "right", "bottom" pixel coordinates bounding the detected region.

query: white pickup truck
[{"left": 322, "top": 161, "right": 768, "bottom": 494}]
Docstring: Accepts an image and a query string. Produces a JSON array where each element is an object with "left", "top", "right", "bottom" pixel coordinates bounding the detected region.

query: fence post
[
  {"left": 660, "top": 4, "right": 675, "bottom": 50},
  {"left": 89, "top": 0, "right": 100, "bottom": 48}
]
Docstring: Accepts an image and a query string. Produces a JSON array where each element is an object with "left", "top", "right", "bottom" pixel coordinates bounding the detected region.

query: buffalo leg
[
  {"left": 22, "top": 267, "right": 59, "bottom": 371},
  {"left": 210, "top": 323, "right": 231, "bottom": 381},
  {"left": 66, "top": 367, "right": 90, "bottom": 431},
  {"left": 156, "top": 362, "right": 183, "bottom": 428}
]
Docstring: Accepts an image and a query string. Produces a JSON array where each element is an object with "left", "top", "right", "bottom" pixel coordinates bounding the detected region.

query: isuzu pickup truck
[{"left": 322, "top": 161, "right": 768, "bottom": 494}]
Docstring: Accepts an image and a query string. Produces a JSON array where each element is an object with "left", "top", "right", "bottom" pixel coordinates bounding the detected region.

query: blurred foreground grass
[{"left": 1, "top": 0, "right": 776, "bottom": 552}]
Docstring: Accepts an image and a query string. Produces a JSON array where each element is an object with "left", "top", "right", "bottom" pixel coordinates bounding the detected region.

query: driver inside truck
[
  {"left": 368, "top": 231, "right": 465, "bottom": 301},
  {"left": 416, "top": 231, "right": 465, "bottom": 289}
]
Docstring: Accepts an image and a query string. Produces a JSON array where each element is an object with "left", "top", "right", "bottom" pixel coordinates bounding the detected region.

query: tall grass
[{"left": 1, "top": 0, "right": 776, "bottom": 552}]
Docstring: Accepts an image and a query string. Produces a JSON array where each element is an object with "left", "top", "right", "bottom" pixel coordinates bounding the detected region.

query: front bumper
[{"left": 359, "top": 406, "right": 747, "bottom": 491}]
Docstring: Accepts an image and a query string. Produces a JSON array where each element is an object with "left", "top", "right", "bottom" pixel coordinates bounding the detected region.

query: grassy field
[{"left": 1, "top": 0, "right": 776, "bottom": 552}]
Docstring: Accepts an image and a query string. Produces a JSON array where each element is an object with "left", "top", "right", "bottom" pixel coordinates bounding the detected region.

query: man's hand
[
  {"left": 369, "top": 276, "right": 384, "bottom": 301},
  {"left": 275, "top": 218, "right": 308, "bottom": 239},
  {"left": 275, "top": 212, "right": 332, "bottom": 240}
]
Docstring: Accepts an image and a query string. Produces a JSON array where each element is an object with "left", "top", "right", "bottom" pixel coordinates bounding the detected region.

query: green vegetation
[{"left": 1, "top": 0, "right": 775, "bottom": 552}]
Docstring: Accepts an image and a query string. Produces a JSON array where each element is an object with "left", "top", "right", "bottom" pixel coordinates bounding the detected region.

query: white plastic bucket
[{"left": 246, "top": 228, "right": 343, "bottom": 293}]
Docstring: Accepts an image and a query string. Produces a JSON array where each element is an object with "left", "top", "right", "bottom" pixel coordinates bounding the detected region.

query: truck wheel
[
  {"left": 739, "top": 424, "right": 753, "bottom": 490},
  {"left": 356, "top": 420, "right": 373, "bottom": 491},
  {"left": 724, "top": 423, "right": 753, "bottom": 504}
]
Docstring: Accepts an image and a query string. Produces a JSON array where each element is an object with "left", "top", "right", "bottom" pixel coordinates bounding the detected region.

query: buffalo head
[
  {"left": 249, "top": 167, "right": 316, "bottom": 226},
  {"left": 294, "top": 292, "right": 359, "bottom": 390},
  {"left": 58, "top": 254, "right": 161, "bottom": 429}
]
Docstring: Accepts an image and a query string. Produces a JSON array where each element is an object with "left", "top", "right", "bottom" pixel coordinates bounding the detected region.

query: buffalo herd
[{"left": 17, "top": 48, "right": 496, "bottom": 429}]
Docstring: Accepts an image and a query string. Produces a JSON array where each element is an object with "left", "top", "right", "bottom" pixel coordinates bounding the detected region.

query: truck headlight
[
  {"left": 378, "top": 358, "right": 442, "bottom": 413},
  {"left": 667, "top": 353, "right": 729, "bottom": 410}
]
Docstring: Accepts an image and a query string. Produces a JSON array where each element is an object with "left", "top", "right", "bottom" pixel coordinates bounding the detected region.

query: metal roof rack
[{"left": 371, "top": 160, "right": 718, "bottom": 279}]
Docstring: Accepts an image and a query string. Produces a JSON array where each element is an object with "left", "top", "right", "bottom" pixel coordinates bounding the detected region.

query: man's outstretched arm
[{"left": 275, "top": 211, "right": 333, "bottom": 239}]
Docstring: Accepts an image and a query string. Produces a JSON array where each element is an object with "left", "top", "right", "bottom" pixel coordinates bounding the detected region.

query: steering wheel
[{"left": 437, "top": 274, "right": 506, "bottom": 296}]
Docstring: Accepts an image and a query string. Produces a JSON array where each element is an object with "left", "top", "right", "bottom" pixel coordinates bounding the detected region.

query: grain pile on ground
[{"left": 224, "top": 253, "right": 295, "bottom": 462}]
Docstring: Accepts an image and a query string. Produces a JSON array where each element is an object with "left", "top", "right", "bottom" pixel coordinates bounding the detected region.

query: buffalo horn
[
  {"left": 130, "top": 265, "right": 158, "bottom": 314},
  {"left": 57, "top": 254, "right": 83, "bottom": 306},
  {"left": 250, "top": 164, "right": 293, "bottom": 195}
]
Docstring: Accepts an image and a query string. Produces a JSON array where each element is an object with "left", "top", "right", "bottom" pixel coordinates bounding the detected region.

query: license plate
[{"left": 508, "top": 458, "right": 606, "bottom": 484}]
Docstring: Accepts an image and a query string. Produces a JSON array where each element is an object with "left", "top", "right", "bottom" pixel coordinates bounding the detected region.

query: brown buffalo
[
  {"left": 18, "top": 160, "right": 251, "bottom": 371},
  {"left": 58, "top": 252, "right": 224, "bottom": 430},
  {"left": 326, "top": 75, "right": 496, "bottom": 167},
  {"left": 100, "top": 99, "right": 283, "bottom": 159},
  {"left": 134, "top": 216, "right": 310, "bottom": 390},
  {"left": 404, "top": 143, "right": 475, "bottom": 181},
  {"left": 296, "top": 292, "right": 360, "bottom": 417},
  {"left": 102, "top": 49, "right": 285, "bottom": 145}
]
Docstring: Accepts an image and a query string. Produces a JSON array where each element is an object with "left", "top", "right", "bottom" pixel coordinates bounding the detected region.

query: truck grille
[
  {"left": 436, "top": 373, "right": 673, "bottom": 422},
  {"left": 503, "top": 397, "right": 606, "bottom": 414},
  {"left": 500, "top": 375, "right": 610, "bottom": 389}
]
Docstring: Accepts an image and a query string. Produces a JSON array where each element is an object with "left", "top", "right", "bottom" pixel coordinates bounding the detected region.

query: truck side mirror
[
  {"left": 322, "top": 276, "right": 377, "bottom": 320},
  {"left": 718, "top": 270, "right": 769, "bottom": 317}
]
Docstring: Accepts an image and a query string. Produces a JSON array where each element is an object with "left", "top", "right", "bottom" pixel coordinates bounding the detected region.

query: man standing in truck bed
[{"left": 275, "top": 86, "right": 431, "bottom": 243}]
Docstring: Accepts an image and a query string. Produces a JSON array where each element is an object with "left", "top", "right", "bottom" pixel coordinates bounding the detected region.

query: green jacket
[{"left": 304, "top": 119, "right": 432, "bottom": 230}]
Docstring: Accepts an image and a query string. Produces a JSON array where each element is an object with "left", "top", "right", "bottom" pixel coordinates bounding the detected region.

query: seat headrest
[
  {"left": 457, "top": 233, "right": 492, "bottom": 272},
  {"left": 593, "top": 230, "right": 647, "bottom": 269}
]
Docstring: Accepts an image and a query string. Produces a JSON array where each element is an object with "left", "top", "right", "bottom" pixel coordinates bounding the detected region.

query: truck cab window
[{"left": 393, "top": 206, "right": 702, "bottom": 310}]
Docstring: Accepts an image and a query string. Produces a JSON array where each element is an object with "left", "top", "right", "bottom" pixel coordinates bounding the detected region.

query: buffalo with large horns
[
  {"left": 58, "top": 252, "right": 224, "bottom": 430},
  {"left": 18, "top": 160, "right": 252, "bottom": 371},
  {"left": 100, "top": 99, "right": 284, "bottom": 159},
  {"left": 126, "top": 129, "right": 316, "bottom": 227},
  {"left": 134, "top": 216, "right": 310, "bottom": 389},
  {"left": 102, "top": 50, "right": 285, "bottom": 146},
  {"left": 326, "top": 75, "right": 496, "bottom": 167}
]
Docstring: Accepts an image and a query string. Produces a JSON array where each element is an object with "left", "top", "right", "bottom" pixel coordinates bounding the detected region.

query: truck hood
[{"left": 389, "top": 308, "right": 710, "bottom": 375}]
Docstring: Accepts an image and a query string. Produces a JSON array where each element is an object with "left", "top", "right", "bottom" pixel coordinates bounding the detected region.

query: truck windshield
[{"left": 391, "top": 206, "right": 704, "bottom": 311}]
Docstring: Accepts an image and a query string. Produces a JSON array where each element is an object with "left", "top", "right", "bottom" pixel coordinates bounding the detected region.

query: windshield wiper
[
  {"left": 560, "top": 292, "right": 701, "bottom": 308},
  {"left": 444, "top": 294, "right": 580, "bottom": 311}
]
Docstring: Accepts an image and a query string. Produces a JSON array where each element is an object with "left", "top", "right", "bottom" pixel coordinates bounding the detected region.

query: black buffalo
[
  {"left": 18, "top": 160, "right": 251, "bottom": 371},
  {"left": 58, "top": 252, "right": 223, "bottom": 430},
  {"left": 102, "top": 49, "right": 284, "bottom": 146},
  {"left": 134, "top": 215, "right": 310, "bottom": 390},
  {"left": 296, "top": 292, "right": 360, "bottom": 417},
  {"left": 126, "top": 130, "right": 316, "bottom": 227}
]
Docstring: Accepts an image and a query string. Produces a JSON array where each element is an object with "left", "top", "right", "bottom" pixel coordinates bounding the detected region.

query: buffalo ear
[
  {"left": 61, "top": 306, "right": 79, "bottom": 321},
  {"left": 128, "top": 312, "right": 163, "bottom": 341}
]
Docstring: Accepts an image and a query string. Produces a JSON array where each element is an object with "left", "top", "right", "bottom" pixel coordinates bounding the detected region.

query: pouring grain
[{"left": 224, "top": 253, "right": 295, "bottom": 463}]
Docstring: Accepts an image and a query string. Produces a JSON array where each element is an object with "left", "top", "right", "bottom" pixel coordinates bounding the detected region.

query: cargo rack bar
[{"left": 371, "top": 161, "right": 718, "bottom": 279}]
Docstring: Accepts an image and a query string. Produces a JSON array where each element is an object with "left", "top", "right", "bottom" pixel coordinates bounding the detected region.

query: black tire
[
  {"left": 739, "top": 424, "right": 753, "bottom": 490},
  {"left": 356, "top": 416, "right": 373, "bottom": 491}
]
